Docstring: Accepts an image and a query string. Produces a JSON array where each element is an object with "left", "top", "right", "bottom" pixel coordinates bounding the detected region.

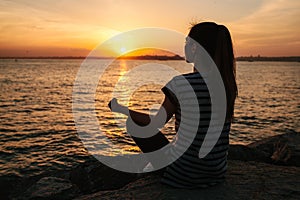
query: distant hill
[
  {"left": 117, "top": 48, "right": 184, "bottom": 60},
  {"left": 117, "top": 54, "right": 184, "bottom": 60},
  {"left": 236, "top": 56, "right": 300, "bottom": 62}
]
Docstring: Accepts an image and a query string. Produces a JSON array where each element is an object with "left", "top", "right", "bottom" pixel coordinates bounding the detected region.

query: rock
[
  {"left": 0, "top": 168, "right": 74, "bottom": 200},
  {"left": 75, "top": 160, "right": 300, "bottom": 200},
  {"left": 0, "top": 175, "right": 21, "bottom": 200},
  {"left": 229, "top": 132, "right": 300, "bottom": 167},
  {"left": 69, "top": 157, "right": 138, "bottom": 193},
  {"left": 248, "top": 132, "right": 300, "bottom": 166},
  {"left": 21, "top": 177, "right": 79, "bottom": 200},
  {"left": 74, "top": 132, "right": 300, "bottom": 200},
  {"left": 228, "top": 144, "right": 271, "bottom": 162},
  {"left": 5, "top": 132, "right": 300, "bottom": 200},
  {"left": 0, "top": 174, "right": 43, "bottom": 200}
]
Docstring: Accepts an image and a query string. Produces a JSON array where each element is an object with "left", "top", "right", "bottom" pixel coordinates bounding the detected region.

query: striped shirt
[{"left": 161, "top": 72, "right": 231, "bottom": 188}]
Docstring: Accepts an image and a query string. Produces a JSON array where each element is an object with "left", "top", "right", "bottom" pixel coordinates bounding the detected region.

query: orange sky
[{"left": 0, "top": 0, "right": 299, "bottom": 57}]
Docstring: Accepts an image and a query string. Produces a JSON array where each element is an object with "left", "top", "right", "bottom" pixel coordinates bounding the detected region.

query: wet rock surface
[
  {"left": 76, "top": 160, "right": 300, "bottom": 200},
  {"left": 1, "top": 133, "right": 299, "bottom": 200},
  {"left": 21, "top": 177, "right": 79, "bottom": 200}
]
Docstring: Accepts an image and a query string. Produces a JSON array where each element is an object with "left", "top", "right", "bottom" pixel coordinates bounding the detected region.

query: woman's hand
[
  {"left": 108, "top": 98, "right": 120, "bottom": 111},
  {"left": 108, "top": 98, "right": 129, "bottom": 115}
]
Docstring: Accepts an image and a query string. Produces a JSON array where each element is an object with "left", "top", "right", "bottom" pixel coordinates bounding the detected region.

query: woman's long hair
[{"left": 188, "top": 22, "right": 238, "bottom": 121}]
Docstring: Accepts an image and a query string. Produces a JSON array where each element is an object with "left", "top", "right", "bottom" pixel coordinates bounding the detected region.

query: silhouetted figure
[{"left": 109, "top": 22, "right": 238, "bottom": 188}]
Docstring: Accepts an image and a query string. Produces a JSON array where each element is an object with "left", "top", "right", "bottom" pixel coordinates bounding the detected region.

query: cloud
[
  {"left": 1, "top": 0, "right": 298, "bottom": 56},
  {"left": 230, "top": 0, "right": 300, "bottom": 55}
]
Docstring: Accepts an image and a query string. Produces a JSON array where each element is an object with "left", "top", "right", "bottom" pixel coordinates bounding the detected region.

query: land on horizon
[{"left": 1, "top": 55, "right": 300, "bottom": 62}]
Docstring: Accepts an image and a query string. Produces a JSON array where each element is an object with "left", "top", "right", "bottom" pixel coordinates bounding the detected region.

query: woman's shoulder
[
  {"left": 172, "top": 72, "right": 202, "bottom": 81},
  {"left": 167, "top": 72, "right": 206, "bottom": 89}
]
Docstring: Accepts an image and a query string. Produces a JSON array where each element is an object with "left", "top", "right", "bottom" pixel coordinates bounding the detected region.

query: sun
[{"left": 120, "top": 47, "right": 127, "bottom": 54}]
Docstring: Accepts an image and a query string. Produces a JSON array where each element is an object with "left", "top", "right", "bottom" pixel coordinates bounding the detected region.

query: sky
[{"left": 0, "top": 0, "right": 299, "bottom": 57}]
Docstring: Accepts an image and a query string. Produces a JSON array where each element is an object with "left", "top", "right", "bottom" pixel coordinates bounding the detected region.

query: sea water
[{"left": 0, "top": 59, "right": 299, "bottom": 177}]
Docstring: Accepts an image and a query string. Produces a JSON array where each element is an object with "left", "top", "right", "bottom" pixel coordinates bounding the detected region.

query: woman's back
[{"left": 161, "top": 72, "right": 231, "bottom": 188}]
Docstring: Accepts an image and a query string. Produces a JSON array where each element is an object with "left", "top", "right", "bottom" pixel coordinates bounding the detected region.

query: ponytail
[{"left": 214, "top": 25, "right": 238, "bottom": 121}]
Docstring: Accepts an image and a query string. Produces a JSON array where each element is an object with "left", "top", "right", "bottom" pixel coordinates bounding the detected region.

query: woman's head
[{"left": 185, "top": 22, "right": 238, "bottom": 121}]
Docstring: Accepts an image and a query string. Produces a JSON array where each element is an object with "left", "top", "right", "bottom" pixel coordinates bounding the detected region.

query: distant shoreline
[
  {"left": 0, "top": 55, "right": 299, "bottom": 62},
  {"left": 236, "top": 56, "right": 300, "bottom": 62}
]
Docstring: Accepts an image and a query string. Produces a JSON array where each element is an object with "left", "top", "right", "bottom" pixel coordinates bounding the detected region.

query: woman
[{"left": 109, "top": 22, "right": 238, "bottom": 188}]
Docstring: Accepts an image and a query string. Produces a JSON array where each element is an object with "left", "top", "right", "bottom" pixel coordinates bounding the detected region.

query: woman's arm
[{"left": 108, "top": 96, "right": 176, "bottom": 127}]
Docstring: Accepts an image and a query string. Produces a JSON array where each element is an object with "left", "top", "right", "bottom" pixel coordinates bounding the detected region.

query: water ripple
[{"left": 0, "top": 59, "right": 299, "bottom": 177}]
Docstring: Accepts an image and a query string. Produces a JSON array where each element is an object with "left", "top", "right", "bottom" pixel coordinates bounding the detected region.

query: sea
[{"left": 0, "top": 59, "right": 299, "bottom": 177}]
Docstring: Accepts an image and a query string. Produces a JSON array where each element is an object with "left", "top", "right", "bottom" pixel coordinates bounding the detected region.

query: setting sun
[{"left": 120, "top": 47, "right": 127, "bottom": 54}]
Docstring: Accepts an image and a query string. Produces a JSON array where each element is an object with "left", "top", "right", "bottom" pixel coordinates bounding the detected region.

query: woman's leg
[
  {"left": 130, "top": 131, "right": 169, "bottom": 172},
  {"left": 130, "top": 131, "right": 170, "bottom": 153},
  {"left": 126, "top": 117, "right": 170, "bottom": 153},
  {"left": 126, "top": 118, "right": 170, "bottom": 170}
]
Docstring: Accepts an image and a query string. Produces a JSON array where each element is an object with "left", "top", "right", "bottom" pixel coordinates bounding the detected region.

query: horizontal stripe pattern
[{"left": 161, "top": 72, "right": 230, "bottom": 188}]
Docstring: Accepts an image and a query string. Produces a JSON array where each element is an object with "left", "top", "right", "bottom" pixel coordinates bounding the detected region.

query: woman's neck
[{"left": 193, "top": 65, "right": 210, "bottom": 73}]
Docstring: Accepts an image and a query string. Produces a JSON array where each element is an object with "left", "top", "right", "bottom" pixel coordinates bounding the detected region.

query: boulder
[
  {"left": 248, "top": 132, "right": 300, "bottom": 166},
  {"left": 69, "top": 156, "right": 139, "bottom": 193},
  {"left": 21, "top": 177, "right": 79, "bottom": 200},
  {"left": 229, "top": 132, "right": 300, "bottom": 167}
]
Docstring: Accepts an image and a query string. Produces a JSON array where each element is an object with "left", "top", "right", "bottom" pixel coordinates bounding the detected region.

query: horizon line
[
  {"left": 0, "top": 55, "right": 300, "bottom": 62},
  {"left": 1, "top": 55, "right": 300, "bottom": 58}
]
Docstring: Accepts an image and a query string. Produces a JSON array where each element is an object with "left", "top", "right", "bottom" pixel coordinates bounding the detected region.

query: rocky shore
[{"left": 1, "top": 132, "right": 299, "bottom": 200}]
